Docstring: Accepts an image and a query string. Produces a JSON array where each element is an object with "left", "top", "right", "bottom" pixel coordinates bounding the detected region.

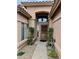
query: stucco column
[
  {"left": 29, "top": 18, "right": 35, "bottom": 28},
  {"left": 49, "top": 18, "right": 52, "bottom": 28}
]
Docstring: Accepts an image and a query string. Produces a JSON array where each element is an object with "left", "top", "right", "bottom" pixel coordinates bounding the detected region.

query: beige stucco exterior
[
  {"left": 26, "top": 6, "right": 52, "bottom": 19},
  {"left": 25, "top": 6, "right": 52, "bottom": 27},
  {"left": 17, "top": 13, "right": 29, "bottom": 50},
  {"left": 20, "top": 2, "right": 53, "bottom": 41},
  {"left": 17, "top": 1, "right": 61, "bottom": 58},
  {"left": 17, "top": 3, "right": 53, "bottom": 50},
  {"left": 49, "top": 19, "right": 52, "bottom": 28},
  {"left": 17, "top": 13, "right": 28, "bottom": 23},
  {"left": 53, "top": 19, "right": 61, "bottom": 59},
  {"left": 49, "top": 0, "right": 61, "bottom": 58},
  {"left": 50, "top": 4, "right": 61, "bottom": 59},
  {"left": 17, "top": 13, "right": 28, "bottom": 42},
  {"left": 29, "top": 18, "right": 35, "bottom": 27}
]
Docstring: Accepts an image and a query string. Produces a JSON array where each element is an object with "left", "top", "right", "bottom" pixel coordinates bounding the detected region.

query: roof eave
[
  {"left": 17, "top": 7, "right": 32, "bottom": 19},
  {"left": 49, "top": 0, "right": 61, "bottom": 19}
]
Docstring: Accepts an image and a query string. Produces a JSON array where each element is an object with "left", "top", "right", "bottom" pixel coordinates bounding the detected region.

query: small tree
[
  {"left": 29, "top": 27, "right": 34, "bottom": 35},
  {"left": 27, "top": 27, "right": 34, "bottom": 45},
  {"left": 48, "top": 28, "right": 54, "bottom": 46}
]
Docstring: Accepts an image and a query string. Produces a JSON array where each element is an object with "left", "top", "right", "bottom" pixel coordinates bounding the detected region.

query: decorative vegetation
[
  {"left": 17, "top": 51, "right": 25, "bottom": 56},
  {"left": 47, "top": 28, "right": 54, "bottom": 46},
  {"left": 27, "top": 27, "right": 34, "bottom": 45},
  {"left": 27, "top": 37, "right": 32, "bottom": 45},
  {"left": 29, "top": 27, "right": 34, "bottom": 35},
  {"left": 48, "top": 50, "right": 58, "bottom": 58}
]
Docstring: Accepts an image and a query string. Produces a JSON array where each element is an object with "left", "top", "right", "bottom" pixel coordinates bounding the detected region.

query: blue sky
[{"left": 17, "top": 0, "right": 48, "bottom": 4}]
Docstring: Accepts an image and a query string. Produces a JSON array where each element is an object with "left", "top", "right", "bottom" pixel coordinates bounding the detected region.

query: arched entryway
[{"left": 35, "top": 11, "right": 49, "bottom": 42}]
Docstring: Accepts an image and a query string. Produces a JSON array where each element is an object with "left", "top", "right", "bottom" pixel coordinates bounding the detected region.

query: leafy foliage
[
  {"left": 27, "top": 27, "right": 34, "bottom": 45},
  {"left": 17, "top": 51, "right": 25, "bottom": 56},
  {"left": 29, "top": 27, "right": 34, "bottom": 35},
  {"left": 48, "top": 50, "right": 58, "bottom": 58},
  {"left": 48, "top": 28, "right": 53, "bottom": 38},
  {"left": 47, "top": 28, "right": 54, "bottom": 46}
]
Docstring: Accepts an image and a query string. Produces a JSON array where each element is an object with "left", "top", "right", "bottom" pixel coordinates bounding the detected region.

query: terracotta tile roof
[{"left": 21, "top": 1, "right": 54, "bottom": 7}]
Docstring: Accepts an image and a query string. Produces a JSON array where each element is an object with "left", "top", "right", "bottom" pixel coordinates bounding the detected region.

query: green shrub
[
  {"left": 48, "top": 50, "right": 58, "bottom": 58},
  {"left": 47, "top": 28, "right": 54, "bottom": 46},
  {"left": 27, "top": 37, "right": 33, "bottom": 45},
  {"left": 29, "top": 27, "right": 34, "bottom": 35},
  {"left": 48, "top": 28, "right": 54, "bottom": 39},
  {"left": 27, "top": 27, "right": 34, "bottom": 45},
  {"left": 17, "top": 51, "right": 25, "bottom": 56}
]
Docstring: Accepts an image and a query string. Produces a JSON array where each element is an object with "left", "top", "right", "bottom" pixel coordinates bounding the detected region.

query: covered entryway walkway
[
  {"left": 36, "top": 11, "right": 49, "bottom": 42},
  {"left": 32, "top": 41, "right": 48, "bottom": 59}
]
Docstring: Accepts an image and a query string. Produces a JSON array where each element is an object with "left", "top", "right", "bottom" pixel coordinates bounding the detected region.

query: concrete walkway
[
  {"left": 32, "top": 41, "right": 48, "bottom": 59},
  {"left": 17, "top": 45, "right": 36, "bottom": 59}
]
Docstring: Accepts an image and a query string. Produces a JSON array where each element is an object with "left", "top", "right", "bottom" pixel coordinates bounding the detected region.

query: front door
[{"left": 40, "top": 25, "right": 48, "bottom": 41}]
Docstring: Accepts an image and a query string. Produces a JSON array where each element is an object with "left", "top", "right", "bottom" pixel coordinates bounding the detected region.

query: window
[
  {"left": 43, "top": 18, "right": 47, "bottom": 22},
  {"left": 21, "top": 22, "right": 28, "bottom": 40},
  {"left": 38, "top": 18, "right": 42, "bottom": 22},
  {"left": 21, "top": 22, "right": 24, "bottom": 40},
  {"left": 38, "top": 18, "right": 47, "bottom": 22},
  {"left": 24, "top": 24, "right": 29, "bottom": 40}
]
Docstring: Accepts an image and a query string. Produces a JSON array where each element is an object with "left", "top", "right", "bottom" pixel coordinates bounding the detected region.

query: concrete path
[
  {"left": 32, "top": 42, "right": 48, "bottom": 59},
  {"left": 17, "top": 45, "right": 36, "bottom": 59}
]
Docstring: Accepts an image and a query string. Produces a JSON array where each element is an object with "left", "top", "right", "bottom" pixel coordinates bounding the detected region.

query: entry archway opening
[{"left": 35, "top": 11, "right": 49, "bottom": 42}]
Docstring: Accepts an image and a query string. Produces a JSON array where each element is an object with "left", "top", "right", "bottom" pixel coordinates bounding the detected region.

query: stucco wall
[
  {"left": 17, "top": 21, "right": 21, "bottom": 43},
  {"left": 17, "top": 13, "right": 28, "bottom": 23},
  {"left": 26, "top": 6, "right": 52, "bottom": 27},
  {"left": 49, "top": 19, "right": 52, "bottom": 28},
  {"left": 29, "top": 19, "right": 35, "bottom": 27},
  {"left": 26, "top": 6, "right": 52, "bottom": 19},
  {"left": 17, "top": 13, "right": 28, "bottom": 50},
  {"left": 51, "top": 9, "right": 61, "bottom": 59},
  {"left": 53, "top": 19, "right": 61, "bottom": 58}
]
